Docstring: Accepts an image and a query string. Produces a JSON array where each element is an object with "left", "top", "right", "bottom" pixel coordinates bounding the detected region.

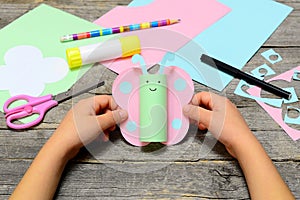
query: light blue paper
[
  {"left": 234, "top": 80, "right": 283, "bottom": 108},
  {"left": 251, "top": 64, "right": 276, "bottom": 80},
  {"left": 129, "top": 0, "right": 293, "bottom": 91},
  {"left": 160, "top": 41, "right": 229, "bottom": 91},
  {"left": 128, "top": 0, "right": 153, "bottom": 7},
  {"left": 284, "top": 106, "right": 300, "bottom": 125},
  {"left": 234, "top": 71, "right": 297, "bottom": 107},
  {"left": 283, "top": 87, "right": 298, "bottom": 104},
  {"left": 234, "top": 64, "right": 297, "bottom": 107},
  {"left": 261, "top": 49, "right": 283, "bottom": 64},
  {"left": 293, "top": 71, "right": 300, "bottom": 81}
]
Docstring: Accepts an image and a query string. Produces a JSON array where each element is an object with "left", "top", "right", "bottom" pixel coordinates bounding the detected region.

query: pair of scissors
[{"left": 3, "top": 81, "right": 104, "bottom": 130}]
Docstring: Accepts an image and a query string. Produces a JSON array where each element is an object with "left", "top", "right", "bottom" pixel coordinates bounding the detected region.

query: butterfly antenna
[
  {"left": 132, "top": 54, "right": 148, "bottom": 74},
  {"left": 159, "top": 52, "right": 175, "bottom": 74}
]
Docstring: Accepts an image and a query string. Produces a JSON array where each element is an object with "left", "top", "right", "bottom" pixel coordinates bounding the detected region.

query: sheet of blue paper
[
  {"left": 128, "top": 0, "right": 153, "bottom": 7},
  {"left": 129, "top": 0, "right": 293, "bottom": 91}
]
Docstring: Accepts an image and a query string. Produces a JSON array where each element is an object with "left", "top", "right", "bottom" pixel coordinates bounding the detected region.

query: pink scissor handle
[
  {"left": 4, "top": 94, "right": 58, "bottom": 129},
  {"left": 3, "top": 94, "right": 53, "bottom": 113}
]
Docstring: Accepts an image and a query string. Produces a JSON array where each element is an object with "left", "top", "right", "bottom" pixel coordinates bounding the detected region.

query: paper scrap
[
  {"left": 293, "top": 71, "right": 300, "bottom": 81},
  {"left": 234, "top": 80, "right": 283, "bottom": 108},
  {"left": 284, "top": 106, "right": 300, "bottom": 125},
  {"left": 234, "top": 64, "right": 283, "bottom": 107},
  {"left": 247, "top": 66, "right": 300, "bottom": 141},
  {"left": 250, "top": 64, "right": 276, "bottom": 79},
  {"left": 261, "top": 49, "right": 283, "bottom": 64}
]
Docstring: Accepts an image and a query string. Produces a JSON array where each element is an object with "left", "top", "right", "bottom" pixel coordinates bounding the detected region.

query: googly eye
[
  {"left": 146, "top": 80, "right": 149, "bottom": 83},
  {"left": 158, "top": 81, "right": 161, "bottom": 83}
]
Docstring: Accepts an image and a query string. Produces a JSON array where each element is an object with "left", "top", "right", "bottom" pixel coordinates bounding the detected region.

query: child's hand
[
  {"left": 183, "top": 92, "right": 295, "bottom": 199},
  {"left": 183, "top": 92, "right": 253, "bottom": 158},
  {"left": 53, "top": 95, "right": 128, "bottom": 158},
  {"left": 10, "top": 96, "right": 128, "bottom": 200}
]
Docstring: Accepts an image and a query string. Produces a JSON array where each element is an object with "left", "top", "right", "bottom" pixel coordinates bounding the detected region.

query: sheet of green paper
[{"left": 0, "top": 4, "right": 112, "bottom": 122}]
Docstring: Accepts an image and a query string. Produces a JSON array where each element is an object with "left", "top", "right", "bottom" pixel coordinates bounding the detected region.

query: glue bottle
[{"left": 66, "top": 35, "right": 141, "bottom": 69}]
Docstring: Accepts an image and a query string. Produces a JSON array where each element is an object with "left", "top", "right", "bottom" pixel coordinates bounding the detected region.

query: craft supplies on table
[
  {"left": 201, "top": 54, "right": 292, "bottom": 100},
  {"left": 0, "top": 4, "right": 113, "bottom": 118},
  {"left": 66, "top": 35, "right": 141, "bottom": 69},
  {"left": 3, "top": 81, "right": 104, "bottom": 129}
]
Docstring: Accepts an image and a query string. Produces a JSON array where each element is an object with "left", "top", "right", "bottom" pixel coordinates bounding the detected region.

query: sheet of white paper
[{"left": 0, "top": 45, "right": 68, "bottom": 96}]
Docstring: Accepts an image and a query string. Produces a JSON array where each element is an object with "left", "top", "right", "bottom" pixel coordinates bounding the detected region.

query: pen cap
[{"left": 66, "top": 35, "right": 141, "bottom": 69}]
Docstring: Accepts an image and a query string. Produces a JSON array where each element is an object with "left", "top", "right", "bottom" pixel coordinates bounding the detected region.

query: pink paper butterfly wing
[
  {"left": 163, "top": 66, "right": 194, "bottom": 145},
  {"left": 112, "top": 66, "right": 194, "bottom": 146},
  {"left": 112, "top": 67, "right": 149, "bottom": 146}
]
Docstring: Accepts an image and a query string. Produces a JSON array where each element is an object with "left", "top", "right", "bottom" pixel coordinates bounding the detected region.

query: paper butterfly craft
[{"left": 112, "top": 54, "right": 194, "bottom": 146}]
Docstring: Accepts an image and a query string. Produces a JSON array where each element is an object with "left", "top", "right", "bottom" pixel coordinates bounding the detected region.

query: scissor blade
[{"left": 54, "top": 81, "right": 105, "bottom": 103}]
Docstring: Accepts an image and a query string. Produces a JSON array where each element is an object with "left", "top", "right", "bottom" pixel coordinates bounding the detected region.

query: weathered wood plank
[
  {"left": 1, "top": 127, "right": 299, "bottom": 162},
  {"left": 0, "top": 160, "right": 299, "bottom": 199},
  {"left": 264, "top": 1, "right": 300, "bottom": 46},
  {"left": 0, "top": 1, "right": 299, "bottom": 199}
]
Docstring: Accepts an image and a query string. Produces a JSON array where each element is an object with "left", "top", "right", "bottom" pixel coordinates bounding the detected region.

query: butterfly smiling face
[{"left": 140, "top": 74, "right": 167, "bottom": 93}]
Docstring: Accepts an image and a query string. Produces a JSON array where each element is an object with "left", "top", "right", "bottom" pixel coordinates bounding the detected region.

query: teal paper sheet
[{"left": 129, "top": 0, "right": 293, "bottom": 91}]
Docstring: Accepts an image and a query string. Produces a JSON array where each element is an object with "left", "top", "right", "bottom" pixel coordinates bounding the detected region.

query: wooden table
[{"left": 1, "top": 1, "right": 299, "bottom": 199}]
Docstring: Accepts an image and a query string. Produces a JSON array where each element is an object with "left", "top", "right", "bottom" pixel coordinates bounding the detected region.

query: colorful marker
[{"left": 60, "top": 19, "right": 181, "bottom": 42}]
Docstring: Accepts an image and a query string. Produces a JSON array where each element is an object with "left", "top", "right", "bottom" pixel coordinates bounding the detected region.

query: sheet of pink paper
[
  {"left": 95, "top": 0, "right": 231, "bottom": 74},
  {"left": 247, "top": 66, "right": 300, "bottom": 141}
]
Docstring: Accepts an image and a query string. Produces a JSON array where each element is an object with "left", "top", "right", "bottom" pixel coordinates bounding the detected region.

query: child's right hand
[
  {"left": 183, "top": 91, "right": 254, "bottom": 158},
  {"left": 53, "top": 95, "right": 128, "bottom": 160}
]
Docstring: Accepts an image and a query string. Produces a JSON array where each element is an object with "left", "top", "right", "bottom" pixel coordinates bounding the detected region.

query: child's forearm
[
  {"left": 233, "top": 132, "right": 295, "bottom": 200},
  {"left": 10, "top": 131, "right": 77, "bottom": 200},
  {"left": 9, "top": 95, "right": 126, "bottom": 200}
]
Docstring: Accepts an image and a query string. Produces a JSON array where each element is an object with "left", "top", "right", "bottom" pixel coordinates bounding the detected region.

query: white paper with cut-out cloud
[{"left": 0, "top": 45, "right": 68, "bottom": 96}]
